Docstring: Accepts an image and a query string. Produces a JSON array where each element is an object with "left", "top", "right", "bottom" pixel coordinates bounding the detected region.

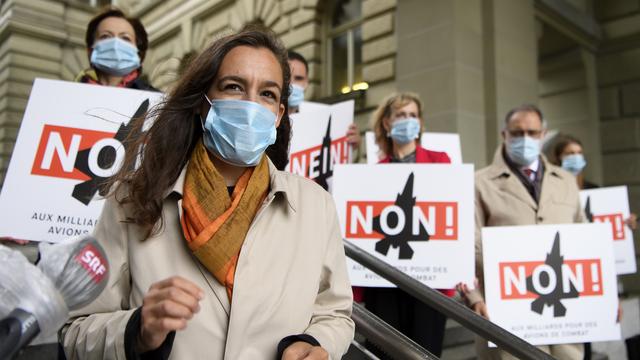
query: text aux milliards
[{"left": 31, "top": 212, "right": 97, "bottom": 226}]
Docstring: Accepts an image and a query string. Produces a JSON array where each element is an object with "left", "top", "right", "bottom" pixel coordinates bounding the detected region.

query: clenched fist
[{"left": 137, "top": 276, "right": 203, "bottom": 353}]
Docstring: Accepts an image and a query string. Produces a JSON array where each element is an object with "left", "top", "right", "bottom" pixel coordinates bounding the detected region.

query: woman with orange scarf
[{"left": 61, "top": 27, "right": 354, "bottom": 360}]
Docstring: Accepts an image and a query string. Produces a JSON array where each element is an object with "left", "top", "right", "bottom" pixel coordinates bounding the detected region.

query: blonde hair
[{"left": 371, "top": 92, "right": 424, "bottom": 157}]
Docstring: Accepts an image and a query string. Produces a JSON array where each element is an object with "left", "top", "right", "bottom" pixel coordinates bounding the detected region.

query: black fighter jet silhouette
[
  {"left": 72, "top": 99, "right": 149, "bottom": 205},
  {"left": 526, "top": 232, "right": 579, "bottom": 317},
  {"left": 372, "top": 173, "right": 430, "bottom": 259},
  {"left": 310, "top": 116, "right": 333, "bottom": 190},
  {"left": 584, "top": 196, "right": 594, "bottom": 222}
]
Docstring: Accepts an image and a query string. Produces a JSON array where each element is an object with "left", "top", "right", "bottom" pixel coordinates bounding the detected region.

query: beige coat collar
[
  {"left": 486, "top": 145, "right": 568, "bottom": 210},
  {"left": 166, "top": 156, "right": 297, "bottom": 212}
]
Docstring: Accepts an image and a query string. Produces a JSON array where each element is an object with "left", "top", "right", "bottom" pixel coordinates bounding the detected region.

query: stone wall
[
  {"left": 595, "top": 0, "right": 640, "bottom": 292},
  {"left": 358, "top": 0, "right": 396, "bottom": 128},
  {"left": 123, "top": 0, "right": 397, "bottom": 157},
  {"left": 0, "top": 0, "right": 93, "bottom": 185}
]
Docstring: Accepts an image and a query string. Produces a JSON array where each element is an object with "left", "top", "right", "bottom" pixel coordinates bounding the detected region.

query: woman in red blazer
[{"left": 359, "top": 92, "right": 451, "bottom": 358}]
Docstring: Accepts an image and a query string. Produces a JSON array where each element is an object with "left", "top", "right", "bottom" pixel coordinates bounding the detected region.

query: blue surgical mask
[
  {"left": 288, "top": 84, "right": 305, "bottom": 108},
  {"left": 506, "top": 136, "right": 541, "bottom": 166},
  {"left": 90, "top": 37, "right": 141, "bottom": 76},
  {"left": 562, "top": 154, "right": 586, "bottom": 175},
  {"left": 389, "top": 117, "right": 421, "bottom": 144},
  {"left": 201, "top": 96, "right": 277, "bottom": 167}
]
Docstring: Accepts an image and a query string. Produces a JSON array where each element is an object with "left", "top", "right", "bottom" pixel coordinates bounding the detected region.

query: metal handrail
[
  {"left": 343, "top": 240, "right": 555, "bottom": 360},
  {"left": 351, "top": 302, "right": 438, "bottom": 359}
]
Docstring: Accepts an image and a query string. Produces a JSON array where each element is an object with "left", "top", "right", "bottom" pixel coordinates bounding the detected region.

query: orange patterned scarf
[{"left": 180, "top": 140, "right": 270, "bottom": 300}]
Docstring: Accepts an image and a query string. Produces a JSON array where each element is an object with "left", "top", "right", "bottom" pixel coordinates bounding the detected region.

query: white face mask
[
  {"left": 561, "top": 154, "right": 587, "bottom": 175},
  {"left": 201, "top": 95, "right": 277, "bottom": 167},
  {"left": 506, "top": 136, "right": 541, "bottom": 166}
]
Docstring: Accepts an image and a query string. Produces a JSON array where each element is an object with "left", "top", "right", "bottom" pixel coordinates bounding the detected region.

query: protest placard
[
  {"left": 333, "top": 163, "right": 474, "bottom": 289},
  {"left": 287, "top": 100, "right": 354, "bottom": 191},
  {"left": 365, "top": 131, "right": 462, "bottom": 164},
  {"left": 580, "top": 186, "right": 637, "bottom": 274},
  {"left": 482, "top": 223, "right": 620, "bottom": 345},
  {"left": 0, "top": 79, "right": 163, "bottom": 242}
]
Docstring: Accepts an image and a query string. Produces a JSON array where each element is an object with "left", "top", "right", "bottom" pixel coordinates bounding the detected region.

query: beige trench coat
[
  {"left": 61, "top": 160, "right": 355, "bottom": 360},
  {"left": 469, "top": 148, "right": 585, "bottom": 360}
]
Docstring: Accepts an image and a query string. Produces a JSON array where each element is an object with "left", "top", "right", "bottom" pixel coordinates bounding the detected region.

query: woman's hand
[
  {"left": 456, "top": 278, "right": 479, "bottom": 306},
  {"left": 0, "top": 237, "right": 29, "bottom": 245},
  {"left": 346, "top": 124, "right": 361, "bottom": 148},
  {"left": 472, "top": 301, "right": 490, "bottom": 319},
  {"left": 282, "top": 342, "right": 328, "bottom": 360},
  {"left": 617, "top": 300, "right": 623, "bottom": 323},
  {"left": 626, "top": 213, "right": 637, "bottom": 230},
  {"left": 137, "top": 276, "right": 203, "bottom": 353},
  {"left": 456, "top": 279, "right": 489, "bottom": 319}
]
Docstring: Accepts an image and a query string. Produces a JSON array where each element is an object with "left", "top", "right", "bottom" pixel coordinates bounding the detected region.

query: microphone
[
  {"left": 0, "top": 235, "right": 110, "bottom": 359},
  {"left": 37, "top": 235, "right": 110, "bottom": 309},
  {"left": 0, "top": 246, "right": 68, "bottom": 359}
]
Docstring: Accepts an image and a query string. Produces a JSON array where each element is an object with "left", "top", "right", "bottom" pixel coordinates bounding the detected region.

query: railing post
[{"left": 351, "top": 302, "right": 439, "bottom": 359}]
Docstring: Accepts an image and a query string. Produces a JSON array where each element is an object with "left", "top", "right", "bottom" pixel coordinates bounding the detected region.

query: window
[{"left": 326, "top": 0, "right": 368, "bottom": 95}]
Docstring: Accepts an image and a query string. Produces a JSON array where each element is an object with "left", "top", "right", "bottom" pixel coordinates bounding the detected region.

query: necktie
[{"left": 523, "top": 168, "right": 534, "bottom": 181}]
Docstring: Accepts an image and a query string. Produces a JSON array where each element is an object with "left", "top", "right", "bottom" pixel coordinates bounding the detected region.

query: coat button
[{"left": 537, "top": 216, "right": 544, "bottom": 222}]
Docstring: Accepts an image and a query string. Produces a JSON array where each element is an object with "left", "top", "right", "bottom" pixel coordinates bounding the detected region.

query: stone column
[
  {"left": 0, "top": 0, "right": 92, "bottom": 184},
  {"left": 482, "top": 0, "right": 539, "bottom": 164},
  {"left": 395, "top": 0, "right": 486, "bottom": 166},
  {"left": 580, "top": 49, "right": 603, "bottom": 184}
]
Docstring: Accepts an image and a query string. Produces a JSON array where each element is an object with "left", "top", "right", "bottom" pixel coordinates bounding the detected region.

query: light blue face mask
[
  {"left": 201, "top": 96, "right": 277, "bottom": 167},
  {"left": 389, "top": 117, "right": 421, "bottom": 144},
  {"left": 288, "top": 84, "right": 305, "bottom": 108},
  {"left": 506, "top": 136, "right": 541, "bottom": 166},
  {"left": 90, "top": 37, "right": 141, "bottom": 76},
  {"left": 561, "top": 154, "right": 586, "bottom": 175}
]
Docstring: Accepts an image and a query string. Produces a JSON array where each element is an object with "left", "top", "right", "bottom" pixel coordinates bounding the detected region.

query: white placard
[
  {"left": 579, "top": 186, "right": 637, "bottom": 275},
  {"left": 365, "top": 131, "right": 462, "bottom": 164},
  {"left": 482, "top": 223, "right": 620, "bottom": 346},
  {"left": 286, "top": 100, "right": 354, "bottom": 192},
  {"left": 0, "top": 79, "right": 163, "bottom": 242},
  {"left": 333, "top": 163, "right": 475, "bottom": 289}
]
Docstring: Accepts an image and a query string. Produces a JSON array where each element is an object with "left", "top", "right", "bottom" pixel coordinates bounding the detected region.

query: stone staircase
[{"left": 441, "top": 320, "right": 476, "bottom": 360}]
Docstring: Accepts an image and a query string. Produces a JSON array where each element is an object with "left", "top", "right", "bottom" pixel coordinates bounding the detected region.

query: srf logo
[
  {"left": 584, "top": 196, "right": 625, "bottom": 240},
  {"left": 345, "top": 173, "right": 458, "bottom": 259},
  {"left": 30, "top": 100, "right": 148, "bottom": 205},
  {"left": 288, "top": 116, "right": 349, "bottom": 190},
  {"left": 499, "top": 232, "right": 603, "bottom": 317},
  {"left": 75, "top": 243, "right": 108, "bottom": 284}
]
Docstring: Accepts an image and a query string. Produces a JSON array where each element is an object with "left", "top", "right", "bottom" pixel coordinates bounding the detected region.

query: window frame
[{"left": 323, "top": 1, "right": 365, "bottom": 97}]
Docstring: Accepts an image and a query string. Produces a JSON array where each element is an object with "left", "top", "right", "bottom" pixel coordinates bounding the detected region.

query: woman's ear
[
  {"left": 382, "top": 116, "right": 391, "bottom": 134},
  {"left": 275, "top": 103, "right": 285, "bottom": 128},
  {"left": 199, "top": 99, "right": 210, "bottom": 122}
]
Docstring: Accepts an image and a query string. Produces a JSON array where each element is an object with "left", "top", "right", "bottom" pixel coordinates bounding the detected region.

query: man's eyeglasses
[{"left": 507, "top": 129, "right": 543, "bottom": 138}]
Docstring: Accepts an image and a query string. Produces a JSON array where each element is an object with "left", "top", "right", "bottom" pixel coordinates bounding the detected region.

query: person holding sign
[
  {"left": 372, "top": 93, "right": 450, "bottom": 164},
  {"left": 1, "top": 8, "right": 156, "bottom": 248},
  {"left": 287, "top": 50, "right": 362, "bottom": 157},
  {"left": 360, "top": 92, "right": 451, "bottom": 357},
  {"left": 458, "top": 104, "right": 587, "bottom": 360},
  {"left": 61, "top": 27, "right": 354, "bottom": 360},
  {"left": 287, "top": 50, "right": 309, "bottom": 113},
  {"left": 553, "top": 135, "right": 637, "bottom": 229},
  {"left": 554, "top": 134, "right": 633, "bottom": 360},
  {"left": 76, "top": 7, "right": 155, "bottom": 91}
]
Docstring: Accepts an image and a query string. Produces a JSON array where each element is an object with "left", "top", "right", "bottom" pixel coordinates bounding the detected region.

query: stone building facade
[{"left": 1, "top": 0, "right": 640, "bottom": 289}]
